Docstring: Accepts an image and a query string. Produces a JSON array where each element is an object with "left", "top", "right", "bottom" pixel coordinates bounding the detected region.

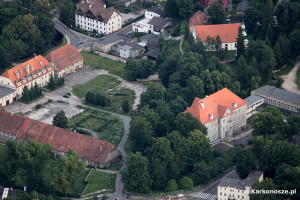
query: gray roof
[
  {"left": 0, "top": 86, "right": 15, "bottom": 99},
  {"left": 148, "top": 17, "right": 169, "bottom": 29},
  {"left": 218, "top": 171, "right": 263, "bottom": 190},
  {"left": 146, "top": 47, "right": 160, "bottom": 58},
  {"left": 119, "top": 45, "right": 132, "bottom": 51},
  {"left": 236, "top": 0, "right": 250, "bottom": 12},
  {"left": 147, "top": 5, "right": 164, "bottom": 16},
  {"left": 252, "top": 85, "right": 300, "bottom": 106},
  {"left": 140, "top": 34, "right": 159, "bottom": 42},
  {"left": 244, "top": 95, "right": 264, "bottom": 106},
  {"left": 98, "top": 34, "right": 121, "bottom": 45}
]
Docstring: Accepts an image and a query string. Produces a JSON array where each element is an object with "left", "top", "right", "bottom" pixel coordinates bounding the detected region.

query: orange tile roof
[
  {"left": 184, "top": 88, "right": 247, "bottom": 124},
  {"left": 45, "top": 44, "right": 83, "bottom": 72},
  {"left": 189, "top": 11, "right": 208, "bottom": 27},
  {"left": 0, "top": 110, "right": 121, "bottom": 165},
  {"left": 194, "top": 23, "right": 241, "bottom": 43},
  {"left": 1, "top": 55, "right": 53, "bottom": 88}
]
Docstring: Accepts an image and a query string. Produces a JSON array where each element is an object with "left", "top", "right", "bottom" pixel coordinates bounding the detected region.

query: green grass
[
  {"left": 68, "top": 108, "right": 124, "bottom": 146},
  {"left": 83, "top": 170, "right": 116, "bottom": 195},
  {"left": 72, "top": 74, "right": 135, "bottom": 113},
  {"left": 71, "top": 170, "right": 89, "bottom": 197},
  {"left": 296, "top": 66, "right": 300, "bottom": 90},
  {"left": 226, "top": 50, "right": 236, "bottom": 60},
  {"left": 81, "top": 51, "right": 126, "bottom": 78},
  {"left": 103, "top": 162, "right": 123, "bottom": 171},
  {"left": 182, "top": 40, "right": 191, "bottom": 52},
  {"left": 274, "top": 61, "right": 295, "bottom": 76}
]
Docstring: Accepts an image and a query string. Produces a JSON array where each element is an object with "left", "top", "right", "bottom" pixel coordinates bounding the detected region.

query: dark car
[
  {"left": 124, "top": 192, "right": 131, "bottom": 198},
  {"left": 77, "top": 41, "right": 84, "bottom": 45},
  {"left": 63, "top": 94, "right": 70, "bottom": 98}
]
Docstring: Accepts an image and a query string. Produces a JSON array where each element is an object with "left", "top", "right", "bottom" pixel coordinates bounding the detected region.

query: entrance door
[
  {"left": 6, "top": 100, "right": 9, "bottom": 106},
  {"left": 13, "top": 97, "right": 16, "bottom": 102}
]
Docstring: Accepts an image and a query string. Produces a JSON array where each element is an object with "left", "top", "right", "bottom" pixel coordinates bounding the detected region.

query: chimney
[
  {"left": 30, "top": 66, "right": 33, "bottom": 71},
  {"left": 200, "top": 102, "right": 204, "bottom": 109},
  {"left": 15, "top": 71, "right": 19, "bottom": 78},
  {"left": 25, "top": 64, "right": 29, "bottom": 74}
]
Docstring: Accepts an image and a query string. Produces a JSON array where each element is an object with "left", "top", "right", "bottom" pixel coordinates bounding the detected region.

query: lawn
[
  {"left": 182, "top": 40, "right": 191, "bottom": 52},
  {"left": 226, "top": 50, "right": 236, "bottom": 60},
  {"left": 72, "top": 74, "right": 135, "bottom": 113},
  {"left": 274, "top": 61, "right": 295, "bottom": 76},
  {"left": 83, "top": 170, "right": 116, "bottom": 195},
  {"left": 296, "top": 66, "right": 300, "bottom": 90},
  {"left": 71, "top": 170, "right": 89, "bottom": 197},
  {"left": 68, "top": 108, "right": 124, "bottom": 146},
  {"left": 81, "top": 51, "right": 126, "bottom": 78},
  {"left": 103, "top": 162, "right": 123, "bottom": 171}
]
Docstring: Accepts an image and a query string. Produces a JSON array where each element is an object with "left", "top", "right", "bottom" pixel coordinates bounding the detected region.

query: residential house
[
  {"left": 112, "top": 41, "right": 144, "bottom": 59},
  {"left": 75, "top": 0, "right": 122, "bottom": 35},
  {"left": 193, "top": 23, "right": 242, "bottom": 50},
  {"left": 0, "top": 86, "right": 16, "bottom": 107},
  {"left": 218, "top": 171, "right": 263, "bottom": 200},
  {"left": 0, "top": 55, "right": 54, "bottom": 102},
  {"left": 94, "top": 34, "right": 122, "bottom": 52},
  {"left": 45, "top": 44, "right": 83, "bottom": 78},
  {"left": 132, "top": 4, "right": 171, "bottom": 34},
  {"left": 244, "top": 95, "right": 264, "bottom": 118},
  {"left": 236, "top": 0, "right": 250, "bottom": 15},
  {"left": 251, "top": 85, "right": 300, "bottom": 112},
  {"left": 184, "top": 88, "right": 247, "bottom": 144},
  {"left": 140, "top": 34, "right": 161, "bottom": 60},
  {"left": 189, "top": 11, "right": 208, "bottom": 32},
  {"left": 0, "top": 110, "right": 122, "bottom": 167}
]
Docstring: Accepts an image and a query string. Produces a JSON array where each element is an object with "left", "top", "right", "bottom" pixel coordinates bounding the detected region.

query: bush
[
  {"left": 85, "top": 91, "right": 112, "bottom": 107},
  {"left": 125, "top": 59, "right": 156, "bottom": 81},
  {"left": 122, "top": 100, "right": 130, "bottom": 113},
  {"left": 178, "top": 177, "right": 194, "bottom": 189},
  {"left": 166, "top": 179, "right": 178, "bottom": 191},
  {"left": 35, "top": 104, "right": 42, "bottom": 109}
]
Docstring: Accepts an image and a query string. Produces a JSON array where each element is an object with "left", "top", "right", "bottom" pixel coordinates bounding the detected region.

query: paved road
[{"left": 281, "top": 61, "right": 300, "bottom": 95}]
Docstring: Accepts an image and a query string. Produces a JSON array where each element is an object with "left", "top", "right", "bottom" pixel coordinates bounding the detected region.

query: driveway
[{"left": 281, "top": 61, "right": 300, "bottom": 95}]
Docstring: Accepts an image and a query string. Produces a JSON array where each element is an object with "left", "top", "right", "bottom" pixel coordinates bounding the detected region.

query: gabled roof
[
  {"left": 1, "top": 55, "right": 53, "bottom": 88},
  {"left": 98, "top": 34, "right": 122, "bottom": 45},
  {"left": 0, "top": 86, "right": 15, "bottom": 99},
  {"left": 194, "top": 23, "right": 241, "bottom": 43},
  {"left": 184, "top": 88, "right": 247, "bottom": 124},
  {"left": 0, "top": 110, "right": 120, "bottom": 165},
  {"left": 147, "top": 5, "right": 164, "bottom": 16},
  {"left": 148, "top": 17, "right": 169, "bottom": 29},
  {"left": 236, "top": 0, "right": 250, "bottom": 12},
  {"left": 45, "top": 44, "right": 83, "bottom": 72},
  {"left": 189, "top": 11, "right": 208, "bottom": 27},
  {"left": 140, "top": 34, "right": 159, "bottom": 42},
  {"left": 75, "top": 0, "right": 116, "bottom": 23}
]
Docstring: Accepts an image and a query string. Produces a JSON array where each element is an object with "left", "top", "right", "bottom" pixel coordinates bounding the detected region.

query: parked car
[
  {"left": 124, "top": 192, "right": 131, "bottom": 198},
  {"left": 63, "top": 94, "right": 70, "bottom": 98},
  {"left": 129, "top": 18, "right": 133, "bottom": 21},
  {"left": 77, "top": 41, "right": 84, "bottom": 45}
]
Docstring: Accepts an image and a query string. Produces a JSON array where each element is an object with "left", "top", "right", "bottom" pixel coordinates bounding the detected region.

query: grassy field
[
  {"left": 274, "top": 62, "right": 295, "bottom": 76},
  {"left": 83, "top": 170, "right": 116, "bottom": 195},
  {"left": 103, "top": 162, "right": 123, "bottom": 171},
  {"left": 71, "top": 170, "right": 89, "bottom": 197},
  {"left": 226, "top": 50, "right": 236, "bottom": 60},
  {"left": 81, "top": 51, "right": 126, "bottom": 78},
  {"left": 68, "top": 108, "right": 124, "bottom": 146},
  {"left": 296, "top": 66, "right": 300, "bottom": 90},
  {"left": 72, "top": 74, "right": 135, "bottom": 113}
]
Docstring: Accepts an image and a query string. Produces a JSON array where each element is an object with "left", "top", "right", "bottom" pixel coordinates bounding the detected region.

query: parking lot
[{"left": 119, "top": 11, "right": 143, "bottom": 25}]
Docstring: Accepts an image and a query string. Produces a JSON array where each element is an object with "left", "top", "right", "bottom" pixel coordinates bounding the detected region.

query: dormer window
[
  {"left": 98, "top": 15, "right": 103, "bottom": 22},
  {"left": 233, "top": 103, "right": 237, "bottom": 108},
  {"left": 15, "top": 71, "right": 19, "bottom": 78},
  {"left": 78, "top": 9, "right": 83, "bottom": 15},
  {"left": 209, "top": 115, "right": 213, "bottom": 120},
  {"left": 200, "top": 102, "right": 204, "bottom": 109},
  {"left": 19, "top": 70, "right": 22, "bottom": 74}
]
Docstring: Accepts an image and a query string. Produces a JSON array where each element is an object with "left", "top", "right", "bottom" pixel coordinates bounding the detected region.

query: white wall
[
  {"left": 145, "top": 10, "right": 161, "bottom": 20},
  {"left": 132, "top": 19, "right": 152, "bottom": 33},
  {"left": 120, "top": 48, "right": 130, "bottom": 58}
]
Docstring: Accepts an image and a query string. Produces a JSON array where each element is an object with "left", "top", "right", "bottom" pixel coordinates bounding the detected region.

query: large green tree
[
  {"left": 187, "top": 130, "right": 211, "bottom": 164},
  {"left": 121, "top": 152, "right": 152, "bottom": 193},
  {"left": 207, "top": 1, "right": 225, "bottom": 24},
  {"left": 59, "top": 0, "right": 76, "bottom": 26},
  {"left": 236, "top": 147, "right": 255, "bottom": 179},
  {"left": 175, "top": 112, "right": 207, "bottom": 137},
  {"left": 52, "top": 110, "right": 69, "bottom": 129}
]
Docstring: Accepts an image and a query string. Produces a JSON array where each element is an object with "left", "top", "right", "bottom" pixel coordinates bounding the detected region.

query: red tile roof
[
  {"left": 194, "top": 23, "right": 241, "bottom": 43},
  {"left": 189, "top": 11, "right": 208, "bottom": 27},
  {"left": 184, "top": 88, "right": 247, "bottom": 125},
  {"left": 1, "top": 55, "right": 54, "bottom": 88},
  {"left": 45, "top": 44, "right": 83, "bottom": 72},
  {"left": 0, "top": 110, "right": 120, "bottom": 165}
]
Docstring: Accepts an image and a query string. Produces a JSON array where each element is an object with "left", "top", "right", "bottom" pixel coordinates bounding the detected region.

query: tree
[
  {"left": 166, "top": 179, "right": 178, "bottom": 191},
  {"left": 165, "top": 0, "right": 179, "bottom": 19},
  {"left": 207, "top": 1, "right": 225, "bottom": 24},
  {"left": 175, "top": 112, "right": 207, "bottom": 137},
  {"left": 121, "top": 152, "right": 152, "bottom": 193},
  {"left": 2, "top": 14, "right": 43, "bottom": 58},
  {"left": 17, "top": 190, "right": 53, "bottom": 200},
  {"left": 122, "top": 99, "right": 131, "bottom": 113},
  {"left": 48, "top": 73, "right": 55, "bottom": 90},
  {"left": 59, "top": 0, "right": 76, "bottom": 26},
  {"left": 186, "top": 76, "right": 205, "bottom": 102},
  {"left": 129, "top": 116, "right": 153, "bottom": 152},
  {"left": 52, "top": 110, "right": 69, "bottom": 129},
  {"left": 85, "top": 91, "right": 96, "bottom": 104},
  {"left": 140, "top": 83, "right": 165, "bottom": 108},
  {"left": 177, "top": 0, "right": 194, "bottom": 18},
  {"left": 236, "top": 26, "right": 246, "bottom": 59},
  {"left": 22, "top": 86, "right": 30, "bottom": 103},
  {"left": 125, "top": 59, "right": 155, "bottom": 81},
  {"left": 252, "top": 136, "right": 265, "bottom": 167},
  {"left": 0, "top": 45, "right": 10, "bottom": 69},
  {"left": 235, "top": 147, "right": 255, "bottom": 179},
  {"left": 168, "top": 96, "right": 187, "bottom": 116},
  {"left": 194, "top": 161, "right": 211, "bottom": 184},
  {"left": 178, "top": 176, "right": 193, "bottom": 189},
  {"left": 52, "top": 149, "right": 85, "bottom": 196},
  {"left": 250, "top": 178, "right": 278, "bottom": 200},
  {"left": 244, "top": 6, "right": 260, "bottom": 34}
]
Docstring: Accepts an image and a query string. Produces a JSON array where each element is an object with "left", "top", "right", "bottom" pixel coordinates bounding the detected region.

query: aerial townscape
[{"left": 0, "top": 0, "right": 300, "bottom": 200}]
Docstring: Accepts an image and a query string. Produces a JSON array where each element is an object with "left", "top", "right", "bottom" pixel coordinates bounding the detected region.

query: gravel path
[{"left": 281, "top": 61, "right": 300, "bottom": 95}]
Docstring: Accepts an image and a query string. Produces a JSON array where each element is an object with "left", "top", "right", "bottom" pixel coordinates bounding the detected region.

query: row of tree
[
  {"left": 21, "top": 84, "right": 43, "bottom": 103},
  {"left": 85, "top": 91, "right": 112, "bottom": 107},
  {"left": 124, "top": 59, "right": 156, "bottom": 81},
  {"left": 48, "top": 74, "right": 65, "bottom": 90},
  {"left": 0, "top": 140, "right": 85, "bottom": 197}
]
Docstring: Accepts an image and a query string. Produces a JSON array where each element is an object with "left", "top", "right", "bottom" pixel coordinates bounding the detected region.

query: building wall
[
  {"left": 0, "top": 130, "right": 17, "bottom": 143},
  {"left": 222, "top": 42, "right": 237, "bottom": 50},
  {"left": 218, "top": 186, "right": 250, "bottom": 200},
  {"left": 246, "top": 99, "right": 264, "bottom": 119},
  {"left": 120, "top": 48, "right": 131, "bottom": 58},
  {"left": 145, "top": 10, "right": 160, "bottom": 20},
  {"left": 75, "top": 12, "right": 121, "bottom": 35},
  {"left": 94, "top": 39, "right": 122, "bottom": 52},
  {"left": 55, "top": 60, "right": 83, "bottom": 78},
  {"left": 251, "top": 91, "right": 300, "bottom": 112},
  {"left": 205, "top": 104, "right": 247, "bottom": 142},
  {"left": 0, "top": 90, "right": 17, "bottom": 107},
  {"left": 132, "top": 20, "right": 152, "bottom": 33}
]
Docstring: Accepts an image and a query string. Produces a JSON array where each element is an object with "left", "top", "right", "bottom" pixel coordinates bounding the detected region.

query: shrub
[
  {"left": 178, "top": 177, "right": 194, "bottom": 189},
  {"left": 166, "top": 179, "right": 178, "bottom": 191},
  {"left": 35, "top": 104, "right": 42, "bottom": 109},
  {"left": 122, "top": 99, "right": 130, "bottom": 113}
]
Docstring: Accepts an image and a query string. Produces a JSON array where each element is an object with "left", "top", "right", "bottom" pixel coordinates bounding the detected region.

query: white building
[
  {"left": 75, "top": 0, "right": 122, "bottom": 35},
  {"left": 218, "top": 171, "right": 263, "bottom": 200},
  {"left": 184, "top": 88, "right": 247, "bottom": 144},
  {"left": 244, "top": 95, "right": 264, "bottom": 118}
]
